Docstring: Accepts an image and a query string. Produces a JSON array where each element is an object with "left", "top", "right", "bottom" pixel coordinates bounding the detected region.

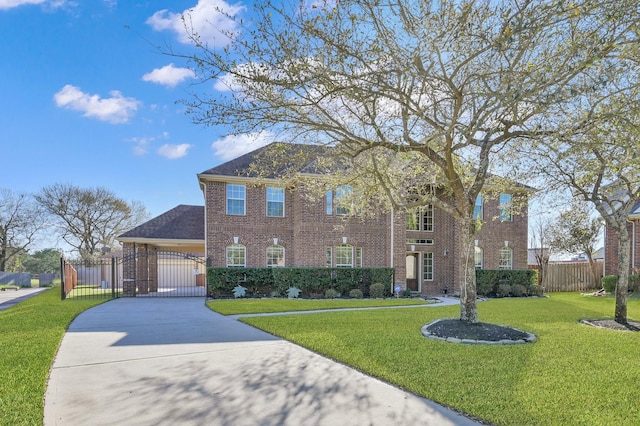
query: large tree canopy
[
  {"left": 35, "top": 184, "right": 149, "bottom": 260},
  {"left": 181, "top": 0, "right": 640, "bottom": 322}
]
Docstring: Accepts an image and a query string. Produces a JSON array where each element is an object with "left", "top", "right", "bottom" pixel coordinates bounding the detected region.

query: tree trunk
[
  {"left": 458, "top": 217, "right": 478, "bottom": 323},
  {"left": 615, "top": 226, "right": 630, "bottom": 324},
  {"left": 586, "top": 252, "right": 599, "bottom": 288}
]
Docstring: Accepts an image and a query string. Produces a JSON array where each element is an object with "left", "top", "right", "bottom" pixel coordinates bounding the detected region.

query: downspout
[{"left": 390, "top": 208, "right": 395, "bottom": 294}]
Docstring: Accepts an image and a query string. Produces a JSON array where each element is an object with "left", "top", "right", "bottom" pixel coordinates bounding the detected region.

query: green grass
[
  {"left": 206, "top": 297, "right": 429, "bottom": 315},
  {"left": 240, "top": 293, "right": 640, "bottom": 426},
  {"left": 64, "top": 286, "right": 121, "bottom": 299},
  {"left": 0, "top": 289, "right": 106, "bottom": 426}
]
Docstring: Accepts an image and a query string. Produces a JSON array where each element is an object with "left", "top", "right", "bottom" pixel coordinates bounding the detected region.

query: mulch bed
[
  {"left": 424, "top": 319, "right": 533, "bottom": 342},
  {"left": 580, "top": 319, "right": 640, "bottom": 332}
]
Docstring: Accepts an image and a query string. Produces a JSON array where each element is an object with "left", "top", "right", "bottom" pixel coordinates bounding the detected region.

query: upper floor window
[
  {"left": 474, "top": 194, "right": 483, "bottom": 220},
  {"left": 499, "top": 247, "right": 513, "bottom": 269},
  {"left": 406, "top": 205, "right": 434, "bottom": 232},
  {"left": 226, "top": 184, "right": 246, "bottom": 215},
  {"left": 266, "top": 187, "right": 285, "bottom": 217},
  {"left": 475, "top": 246, "right": 483, "bottom": 269},
  {"left": 266, "top": 245, "right": 285, "bottom": 267},
  {"left": 499, "top": 193, "right": 512, "bottom": 222},
  {"left": 226, "top": 244, "right": 246, "bottom": 267},
  {"left": 326, "top": 185, "right": 354, "bottom": 215}
]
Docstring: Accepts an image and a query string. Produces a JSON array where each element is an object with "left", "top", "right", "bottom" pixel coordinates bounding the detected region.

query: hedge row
[
  {"left": 207, "top": 267, "right": 394, "bottom": 298},
  {"left": 476, "top": 269, "right": 541, "bottom": 297},
  {"left": 601, "top": 274, "right": 640, "bottom": 293}
]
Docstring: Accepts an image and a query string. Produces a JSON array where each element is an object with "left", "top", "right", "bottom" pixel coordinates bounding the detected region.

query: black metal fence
[{"left": 61, "top": 250, "right": 208, "bottom": 300}]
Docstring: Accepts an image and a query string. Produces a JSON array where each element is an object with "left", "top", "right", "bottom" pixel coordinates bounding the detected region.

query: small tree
[
  {"left": 35, "top": 184, "right": 149, "bottom": 260},
  {"left": 549, "top": 199, "right": 603, "bottom": 286},
  {"left": 529, "top": 217, "right": 552, "bottom": 287}
]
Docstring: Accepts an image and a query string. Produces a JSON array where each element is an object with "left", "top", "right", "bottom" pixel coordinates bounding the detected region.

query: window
[
  {"left": 326, "top": 190, "right": 333, "bottom": 215},
  {"left": 474, "top": 246, "right": 483, "bottom": 269},
  {"left": 335, "top": 244, "right": 354, "bottom": 267},
  {"left": 266, "top": 245, "right": 284, "bottom": 267},
  {"left": 356, "top": 247, "right": 363, "bottom": 267},
  {"left": 474, "top": 194, "right": 483, "bottom": 220},
  {"left": 499, "top": 247, "right": 513, "bottom": 269},
  {"left": 499, "top": 193, "right": 512, "bottom": 222},
  {"left": 406, "top": 205, "right": 434, "bottom": 231},
  {"left": 423, "top": 252, "right": 434, "bottom": 281},
  {"left": 326, "top": 247, "right": 332, "bottom": 267},
  {"left": 226, "top": 244, "right": 246, "bottom": 267},
  {"left": 335, "top": 185, "right": 353, "bottom": 215},
  {"left": 406, "top": 239, "right": 434, "bottom": 245},
  {"left": 226, "top": 184, "right": 246, "bottom": 215},
  {"left": 266, "top": 187, "right": 284, "bottom": 217}
]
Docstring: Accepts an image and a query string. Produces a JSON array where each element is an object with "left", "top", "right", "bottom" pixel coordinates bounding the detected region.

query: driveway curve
[{"left": 44, "top": 298, "right": 480, "bottom": 426}]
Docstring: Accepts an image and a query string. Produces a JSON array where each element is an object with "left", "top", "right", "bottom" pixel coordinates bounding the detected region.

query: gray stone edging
[{"left": 421, "top": 318, "right": 537, "bottom": 345}]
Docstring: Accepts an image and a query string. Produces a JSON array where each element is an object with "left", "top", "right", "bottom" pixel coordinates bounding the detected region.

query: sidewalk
[
  {"left": 44, "top": 298, "right": 480, "bottom": 426},
  {"left": 0, "top": 287, "right": 48, "bottom": 311}
]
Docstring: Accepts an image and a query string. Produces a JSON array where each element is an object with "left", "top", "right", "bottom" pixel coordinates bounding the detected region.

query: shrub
[
  {"left": 324, "top": 288, "right": 340, "bottom": 299},
  {"left": 401, "top": 289, "right": 413, "bottom": 297},
  {"left": 496, "top": 284, "right": 511, "bottom": 298},
  {"left": 349, "top": 289, "right": 364, "bottom": 299},
  {"left": 369, "top": 282, "right": 385, "bottom": 298},
  {"left": 511, "top": 284, "right": 527, "bottom": 297},
  {"left": 270, "top": 290, "right": 281, "bottom": 298},
  {"left": 601, "top": 275, "right": 618, "bottom": 293},
  {"left": 528, "top": 284, "right": 543, "bottom": 297}
]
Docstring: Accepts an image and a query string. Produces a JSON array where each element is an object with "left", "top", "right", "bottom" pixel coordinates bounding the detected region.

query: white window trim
[
  {"left": 474, "top": 194, "right": 483, "bottom": 221},
  {"left": 335, "top": 244, "right": 354, "bottom": 267},
  {"left": 266, "top": 245, "right": 285, "bottom": 267},
  {"left": 475, "top": 246, "right": 484, "bottom": 269},
  {"left": 499, "top": 247, "right": 513, "bottom": 270},
  {"left": 423, "top": 252, "right": 434, "bottom": 281},
  {"left": 499, "top": 193, "right": 513, "bottom": 222},
  {"left": 226, "top": 244, "right": 246, "bottom": 267}
]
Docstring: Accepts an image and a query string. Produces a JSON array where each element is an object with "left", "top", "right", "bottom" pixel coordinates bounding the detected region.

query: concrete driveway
[
  {"left": 44, "top": 298, "right": 480, "bottom": 426},
  {"left": 0, "top": 287, "right": 47, "bottom": 311}
]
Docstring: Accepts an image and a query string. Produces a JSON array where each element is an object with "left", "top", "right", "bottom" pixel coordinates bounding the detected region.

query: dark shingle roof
[
  {"left": 200, "top": 142, "right": 329, "bottom": 178},
  {"left": 118, "top": 205, "right": 204, "bottom": 240}
]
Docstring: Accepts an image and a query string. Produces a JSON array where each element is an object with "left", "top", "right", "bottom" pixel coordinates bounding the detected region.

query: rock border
[{"left": 421, "top": 318, "right": 537, "bottom": 345}]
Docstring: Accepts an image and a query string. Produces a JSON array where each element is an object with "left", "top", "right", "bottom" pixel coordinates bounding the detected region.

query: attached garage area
[{"left": 156, "top": 252, "right": 207, "bottom": 292}]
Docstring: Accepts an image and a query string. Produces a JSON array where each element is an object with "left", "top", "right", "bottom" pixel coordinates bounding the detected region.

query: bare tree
[
  {"left": 529, "top": 217, "right": 552, "bottom": 288},
  {"left": 0, "top": 189, "right": 44, "bottom": 271},
  {"left": 35, "top": 184, "right": 149, "bottom": 260},
  {"left": 180, "top": 0, "right": 640, "bottom": 323}
]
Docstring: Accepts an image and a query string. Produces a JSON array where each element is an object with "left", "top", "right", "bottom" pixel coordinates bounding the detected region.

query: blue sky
[{"left": 0, "top": 0, "right": 270, "bottom": 219}]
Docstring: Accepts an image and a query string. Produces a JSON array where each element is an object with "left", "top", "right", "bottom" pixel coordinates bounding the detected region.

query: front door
[{"left": 406, "top": 253, "right": 419, "bottom": 292}]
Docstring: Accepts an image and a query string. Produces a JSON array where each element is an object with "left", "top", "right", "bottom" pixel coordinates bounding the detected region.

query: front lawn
[
  {"left": 0, "top": 288, "right": 106, "bottom": 426},
  {"left": 239, "top": 294, "right": 640, "bottom": 426},
  {"left": 206, "top": 297, "right": 429, "bottom": 315}
]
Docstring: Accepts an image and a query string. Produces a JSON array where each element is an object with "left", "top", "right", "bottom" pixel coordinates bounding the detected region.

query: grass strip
[
  {"left": 206, "top": 297, "right": 429, "bottom": 315},
  {"left": 0, "top": 288, "right": 106, "bottom": 426},
  {"left": 241, "top": 293, "right": 640, "bottom": 426}
]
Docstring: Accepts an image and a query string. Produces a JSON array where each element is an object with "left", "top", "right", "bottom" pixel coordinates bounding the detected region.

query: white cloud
[
  {"left": 0, "top": 0, "right": 70, "bottom": 9},
  {"left": 211, "top": 131, "right": 275, "bottom": 161},
  {"left": 142, "top": 63, "right": 195, "bottom": 87},
  {"left": 54, "top": 84, "right": 140, "bottom": 124},
  {"left": 158, "top": 143, "right": 192, "bottom": 159},
  {"left": 127, "top": 136, "right": 154, "bottom": 156},
  {"left": 146, "top": 0, "right": 245, "bottom": 45}
]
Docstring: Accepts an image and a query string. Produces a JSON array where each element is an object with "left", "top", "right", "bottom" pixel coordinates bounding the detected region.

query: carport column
[
  {"left": 136, "top": 244, "right": 150, "bottom": 294},
  {"left": 122, "top": 242, "right": 136, "bottom": 297},
  {"left": 148, "top": 248, "right": 158, "bottom": 292}
]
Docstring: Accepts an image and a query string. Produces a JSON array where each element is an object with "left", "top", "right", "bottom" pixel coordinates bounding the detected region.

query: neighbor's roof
[
  {"left": 199, "top": 142, "right": 329, "bottom": 179},
  {"left": 117, "top": 205, "right": 204, "bottom": 241}
]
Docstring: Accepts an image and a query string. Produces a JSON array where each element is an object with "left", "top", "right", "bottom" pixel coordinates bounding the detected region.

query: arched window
[
  {"left": 266, "top": 245, "right": 285, "bottom": 267},
  {"left": 474, "top": 246, "right": 483, "bottom": 269},
  {"left": 335, "top": 244, "right": 354, "bottom": 267},
  {"left": 499, "top": 247, "right": 513, "bottom": 270},
  {"left": 226, "top": 244, "right": 246, "bottom": 267}
]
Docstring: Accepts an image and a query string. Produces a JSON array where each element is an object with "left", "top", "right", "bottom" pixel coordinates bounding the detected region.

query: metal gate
[{"left": 61, "top": 250, "right": 207, "bottom": 300}]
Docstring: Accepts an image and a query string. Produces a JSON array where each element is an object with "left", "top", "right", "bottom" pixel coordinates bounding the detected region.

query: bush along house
[{"left": 118, "top": 143, "right": 529, "bottom": 297}]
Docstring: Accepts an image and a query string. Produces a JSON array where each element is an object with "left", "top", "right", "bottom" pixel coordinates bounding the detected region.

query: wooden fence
[{"left": 538, "top": 262, "right": 604, "bottom": 292}]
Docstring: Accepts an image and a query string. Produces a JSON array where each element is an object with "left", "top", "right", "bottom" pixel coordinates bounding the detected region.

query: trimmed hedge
[
  {"left": 207, "top": 267, "right": 394, "bottom": 298},
  {"left": 476, "top": 269, "right": 538, "bottom": 297}
]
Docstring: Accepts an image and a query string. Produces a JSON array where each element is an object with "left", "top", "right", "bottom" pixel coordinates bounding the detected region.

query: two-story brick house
[{"left": 119, "top": 143, "right": 529, "bottom": 296}]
